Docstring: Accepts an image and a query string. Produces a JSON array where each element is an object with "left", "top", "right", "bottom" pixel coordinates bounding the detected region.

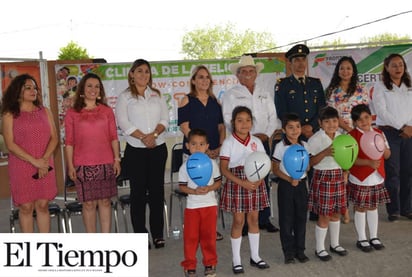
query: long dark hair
[
  {"left": 325, "top": 56, "right": 358, "bottom": 99},
  {"left": 1, "top": 74, "right": 42, "bottom": 117},
  {"left": 127, "top": 59, "right": 160, "bottom": 96},
  {"left": 72, "top": 73, "right": 107, "bottom": 112},
  {"left": 382, "top": 53, "right": 411, "bottom": 90}
]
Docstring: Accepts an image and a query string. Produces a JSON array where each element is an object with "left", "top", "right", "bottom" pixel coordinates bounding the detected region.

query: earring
[
  {"left": 80, "top": 94, "right": 85, "bottom": 98},
  {"left": 97, "top": 95, "right": 101, "bottom": 100},
  {"left": 131, "top": 77, "right": 135, "bottom": 84}
]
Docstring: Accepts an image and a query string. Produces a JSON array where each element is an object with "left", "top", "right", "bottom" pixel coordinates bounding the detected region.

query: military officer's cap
[{"left": 285, "top": 44, "right": 310, "bottom": 61}]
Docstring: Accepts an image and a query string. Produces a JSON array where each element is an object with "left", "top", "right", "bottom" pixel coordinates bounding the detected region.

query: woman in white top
[
  {"left": 372, "top": 53, "right": 412, "bottom": 222},
  {"left": 115, "top": 59, "right": 169, "bottom": 248}
]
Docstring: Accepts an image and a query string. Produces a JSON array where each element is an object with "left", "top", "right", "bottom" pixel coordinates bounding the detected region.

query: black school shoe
[
  {"left": 250, "top": 258, "right": 270, "bottom": 269},
  {"left": 284, "top": 255, "right": 295, "bottom": 264},
  {"left": 295, "top": 252, "right": 309, "bottom": 263},
  {"left": 369, "top": 238, "right": 385, "bottom": 250},
  {"left": 315, "top": 250, "right": 332, "bottom": 262},
  {"left": 329, "top": 245, "right": 348, "bottom": 256},
  {"left": 259, "top": 222, "right": 279, "bottom": 232},
  {"left": 356, "top": 240, "right": 373, "bottom": 252}
]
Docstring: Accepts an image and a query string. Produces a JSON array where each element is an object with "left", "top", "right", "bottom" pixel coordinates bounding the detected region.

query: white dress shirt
[
  {"left": 221, "top": 83, "right": 280, "bottom": 137},
  {"left": 372, "top": 81, "right": 412, "bottom": 129},
  {"left": 115, "top": 87, "right": 169, "bottom": 148}
]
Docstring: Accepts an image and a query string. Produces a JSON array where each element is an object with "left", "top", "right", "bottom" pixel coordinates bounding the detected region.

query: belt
[{"left": 378, "top": 125, "right": 399, "bottom": 132}]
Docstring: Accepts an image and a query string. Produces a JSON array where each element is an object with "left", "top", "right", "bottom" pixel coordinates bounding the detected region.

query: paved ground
[{"left": 1, "top": 180, "right": 412, "bottom": 277}]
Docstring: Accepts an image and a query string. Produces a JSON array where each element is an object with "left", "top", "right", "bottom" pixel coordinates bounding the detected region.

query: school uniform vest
[{"left": 349, "top": 128, "right": 385, "bottom": 181}]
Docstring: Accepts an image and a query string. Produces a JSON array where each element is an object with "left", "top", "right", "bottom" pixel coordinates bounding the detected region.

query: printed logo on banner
[{"left": 0, "top": 233, "right": 148, "bottom": 277}]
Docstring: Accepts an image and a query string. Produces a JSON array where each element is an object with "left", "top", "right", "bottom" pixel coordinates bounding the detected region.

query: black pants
[
  {"left": 124, "top": 143, "right": 168, "bottom": 239},
  {"left": 277, "top": 178, "right": 308, "bottom": 256},
  {"left": 258, "top": 139, "right": 272, "bottom": 226},
  {"left": 382, "top": 128, "right": 412, "bottom": 216}
]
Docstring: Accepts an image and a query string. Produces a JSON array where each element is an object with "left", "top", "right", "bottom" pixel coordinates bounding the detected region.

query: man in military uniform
[
  {"left": 274, "top": 44, "right": 326, "bottom": 222},
  {"left": 275, "top": 44, "right": 326, "bottom": 139}
]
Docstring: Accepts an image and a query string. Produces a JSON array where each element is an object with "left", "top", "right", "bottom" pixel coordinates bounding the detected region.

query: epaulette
[{"left": 276, "top": 77, "right": 286, "bottom": 84}]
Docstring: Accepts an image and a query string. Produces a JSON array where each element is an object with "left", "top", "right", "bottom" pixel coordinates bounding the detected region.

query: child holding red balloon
[
  {"left": 272, "top": 113, "right": 310, "bottom": 264},
  {"left": 348, "top": 104, "right": 391, "bottom": 252},
  {"left": 220, "top": 106, "right": 270, "bottom": 274},
  {"left": 179, "top": 128, "right": 222, "bottom": 277},
  {"left": 307, "top": 106, "right": 348, "bottom": 261}
]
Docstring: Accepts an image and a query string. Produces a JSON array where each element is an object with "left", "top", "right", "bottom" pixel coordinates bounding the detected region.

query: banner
[
  {"left": 307, "top": 44, "right": 412, "bottom": 118},
  {"left": 55, "top": 58, "right": 287, "bottom": 145}
]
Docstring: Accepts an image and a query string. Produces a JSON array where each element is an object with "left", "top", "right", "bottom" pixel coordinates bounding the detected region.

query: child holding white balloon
[
  {"left": 178, "top": 128, "right": 222, "bottom": 277},
  {"left": 219, "top": 106, "right": 270, "bottom": 274},
  {"left": 272, "top": 113, "right": 310, "bottom": 264},
  {"left": 348, "top": 104, "right": 391, "bottom": 252},
  {"left": 307, "top": 106, "right": 348, "bottom": 261}
]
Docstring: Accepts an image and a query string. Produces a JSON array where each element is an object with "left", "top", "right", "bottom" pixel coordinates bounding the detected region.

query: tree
[
  {"left": 181, "top": 23, "right": 276, "bottom": 59},
  {"left": 313, "top": 33, "right": 411, "bottom": 50},
  {"left": 58, "top": 41, "right": 92, "bottom": 60},
  {"left": 360, "top": 33, "right": 411, "bottom": 47}
]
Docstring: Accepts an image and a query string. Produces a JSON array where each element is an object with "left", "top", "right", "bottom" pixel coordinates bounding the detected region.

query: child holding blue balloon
[
  {"left": 178, "top": 128, "right": 222, "bottom": 277},
  {"left": 220, "top": 106, "right": 270, "bottom": 274},
  {"left": 272, "top": 113, "right": 310, "bottom": 264},
  {"left": 348, "top": 104, "right": 391, "bottom": 252},
  {"left": 307, "top": 106, "right": 348, "bottom": 261}
]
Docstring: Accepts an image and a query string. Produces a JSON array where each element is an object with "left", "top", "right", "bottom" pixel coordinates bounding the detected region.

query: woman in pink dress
[
  {"left": 1, "top": 74, "right": 58, "bottom": 233},
  {"left": 65, "top": 73, "right": 121, "bottom": 233}
]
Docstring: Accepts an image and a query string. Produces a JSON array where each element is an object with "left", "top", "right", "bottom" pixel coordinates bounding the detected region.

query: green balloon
[{"left": 332, "top": 134, "right": 359, "bottom": 170}]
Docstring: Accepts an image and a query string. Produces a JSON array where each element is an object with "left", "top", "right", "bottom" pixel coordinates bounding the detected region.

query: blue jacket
[{"left": 275, "top": 75, "right": 326, "bottom": 132}]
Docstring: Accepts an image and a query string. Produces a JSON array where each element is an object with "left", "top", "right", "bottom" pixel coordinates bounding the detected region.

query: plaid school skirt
[
  {"left": 220, "top": 166, "right": 270, "bottom": 213},
  {"left": 308, "top": 169, "right": 346, "bottom": 216},
  {"left": 347, "top": 182, "right": 390, "bottom": 209},
  {"left": 74, "top": 163, "right": 117, "bottom": 202}
]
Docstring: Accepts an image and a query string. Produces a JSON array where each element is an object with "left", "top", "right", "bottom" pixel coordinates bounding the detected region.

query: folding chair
[
  {"left": 9, "top": 198, "right": 66, "bottom": 233},
  {"left": 63, "top": 176, "right": 83, "bottom": 232},
  {"left": 168, "top": 143, "right": 186, "bottom": 230}
]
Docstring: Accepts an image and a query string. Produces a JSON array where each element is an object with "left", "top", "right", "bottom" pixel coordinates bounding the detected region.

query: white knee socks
[
  {"left": 315, "top": 225, "right": 328, "bottom": 253},
  {"left": 231, "top": 236, "right": 242, "bottom": 266},
  {"left": 248, "top": 232, "right": 261, "bottom": 262},
  {"left": 354, "top": 211, "right": 367, "bottom": 241},
  {"left": 329, "top": 220, "right": 341, "bottom": 248},
  {"left": 367, "top": 209, "right": 379, "bottom": 239}
]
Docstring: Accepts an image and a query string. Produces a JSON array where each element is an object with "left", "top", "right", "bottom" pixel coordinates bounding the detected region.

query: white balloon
[{"left": 244, "top": 151, "right": 271, "bottom": 182}]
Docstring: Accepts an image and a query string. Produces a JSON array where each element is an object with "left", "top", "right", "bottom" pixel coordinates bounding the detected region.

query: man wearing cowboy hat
[{"left": 221, "top": 55, "right": 281, "bottom": 233}]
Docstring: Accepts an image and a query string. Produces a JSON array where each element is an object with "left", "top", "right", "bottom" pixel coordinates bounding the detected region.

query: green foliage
[
  {"left": 360, "top": 33, "right": 411, "bottom": 46},
  {"left": 58, "top": 41, "right": 92, "bottom": 60},
  {"left": 181, "top": 23, "right": 276, "bottom": 60},
  {"left": 316, "top": 33, "right": 411, "bottom": 50}
]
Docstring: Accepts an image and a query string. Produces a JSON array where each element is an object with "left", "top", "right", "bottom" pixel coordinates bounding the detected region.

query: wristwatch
[{"left": 153, "top": 132, "right": 159, "bottom": 138}]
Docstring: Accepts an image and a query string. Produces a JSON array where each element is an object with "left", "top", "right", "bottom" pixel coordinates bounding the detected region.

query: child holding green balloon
[
  {"left": 178, "top": 128, "right": 222, "bottom": 277},
  {"left": 307, "top": 106, "right": 348, "bottom": 262},
  {"left": 348, "top": 104, "right": 391, "bottom": 252}
]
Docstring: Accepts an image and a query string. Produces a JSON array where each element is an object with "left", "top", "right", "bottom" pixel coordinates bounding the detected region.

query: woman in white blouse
[
  {"left": 372, "top": 53, "right": 412, "bottom": 222},
  {"left": 115, "top": 59, "right": 169, "bottom": 248}
]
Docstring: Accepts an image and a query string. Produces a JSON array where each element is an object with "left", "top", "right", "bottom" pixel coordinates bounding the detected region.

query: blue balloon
[
  {"left": 283, "top": 144, "right": 309, "bottom": 179},
  {"left": 186, "top": 152, "right": 213, "bottom": 187}
]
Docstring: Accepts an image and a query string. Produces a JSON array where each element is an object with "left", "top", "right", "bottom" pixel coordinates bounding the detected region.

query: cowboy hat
[{"left": 229, "top": 55, "right": 264, "bottom": 75}]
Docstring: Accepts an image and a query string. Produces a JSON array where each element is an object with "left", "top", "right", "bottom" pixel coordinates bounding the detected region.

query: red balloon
[{"left": 360, "top": 131, "right": 385, "bottom": 160}]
